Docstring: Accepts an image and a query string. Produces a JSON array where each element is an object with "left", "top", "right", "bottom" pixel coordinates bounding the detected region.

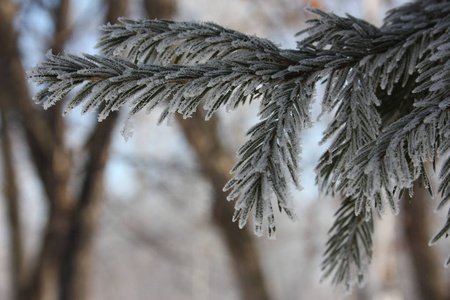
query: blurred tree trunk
[
  {"left": 0, "top": 0, "right": 125, "bottom": 299},
  {"left": 59, "top": 115, "right": 118, "bottom": 300},
  {"left": 144, "top": 0, "right": 176, "bottom": 18},
  {"left": 25, "top": 1, "right": 75, "bottom": 298},
  {"left": 143, "top": 2, "right": 272, "bottom": 299},
  {"left": 58, "top": 2, "right": 127, "bottom": 300},
  {"left": 177, "top": 114, "right": 273, "bottom": 300},
  {"left": 402, "top": 181, "right": 449, "bottom": 300},
  {"left": 0, "top": 1, "right": 62, "bottom": 299},
  {"left": 0, "top": 109, "right": 25, "bottom": 300}
]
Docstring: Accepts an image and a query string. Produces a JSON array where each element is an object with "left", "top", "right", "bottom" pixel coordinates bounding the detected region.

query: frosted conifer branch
[
  {"left": 28, "top": 52, "right": 296, "bottom": 123},
  {"left": 321, "top": 197, "right": 374, "bottom": 292},
  {"left": 437, "top": 156, "right": 450, "bottom": 212},
  {"left": 27, "top": 0, "right": 450, "bottom": 294},
  {"left": 96, "top": 19, "right": 319, "bottom": 236},
  {"left": 97, "top": 18, "right": 283, "bottom": 65},
  {"left": 28, "top": 50, "right": 312, "bottom": 236},
  {"left": 307, "top": 0, "right": 450, "bottom": 290},
  {"left": 224, "top": 79, "right": 313, "bottom": 236}
]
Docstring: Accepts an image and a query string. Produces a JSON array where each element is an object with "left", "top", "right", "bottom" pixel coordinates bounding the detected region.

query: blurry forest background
[{"left": 0, "top": 0, "right": 449, "bottom": 299}]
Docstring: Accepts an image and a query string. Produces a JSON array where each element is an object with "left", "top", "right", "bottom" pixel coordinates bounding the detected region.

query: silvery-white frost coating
[{"left": 27, "top": 0, "right": 450, "bottom": 294}]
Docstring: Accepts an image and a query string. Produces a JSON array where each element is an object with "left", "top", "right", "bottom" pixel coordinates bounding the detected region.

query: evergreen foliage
[{"left": 28, "top": 0, "right": 450, "bottom": 294}]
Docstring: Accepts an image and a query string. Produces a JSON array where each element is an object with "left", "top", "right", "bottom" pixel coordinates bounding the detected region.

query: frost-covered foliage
[{"left": 28, "top": 0, "right": 450, "bottom": 294}]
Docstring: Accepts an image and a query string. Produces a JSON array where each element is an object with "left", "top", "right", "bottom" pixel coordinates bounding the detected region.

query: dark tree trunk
[
  {"left": 0, "top": 0, "right": 125, "bottom": 299},
  {"left": 58, "top": 1, "right": 127, "bottom": 299},
  {"left": 0, "top": 1, "right": 72, "bottom": 299},
  {"left": 176, "top": 114, "right": 272, "bottom": 300},
  {"left": 0, "top": 109, "right": 25, "bottom": 300},
  {"left": 59, "top": 113, "right": 119, "bottom": 300},
  {"left": 402, "top": 181, "right": 449, "bottom": 300}
]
